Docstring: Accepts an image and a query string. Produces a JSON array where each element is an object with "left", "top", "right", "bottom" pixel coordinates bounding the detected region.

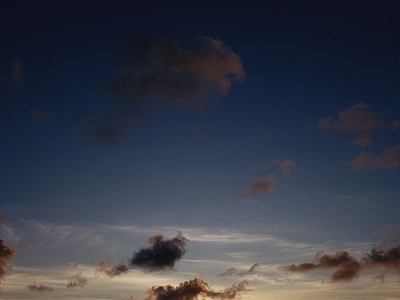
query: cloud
[
  {"left": 282, "top": 242, "right": 400, "bottom": 283},
  {"left": 121, "top": 295, "right": 135, "bottom": 300},
  {"left": 282, "top": 251, "right": 363, "bottom": 283},
  {"left": 28, "top": 283, "right": 53, "bottom": 292},
  {"left": 240, "top": 174, "right": 276, "bottom": 196},
  {"left": 96, "top": 257, "right": 129, "bottom": 278},
  {"left": 363, "top": 246, "right": 400, "bottom": 283},
  {"left": 349, "top": 145, "right": 400, "bottom": 171},
  {"left": 144, "top": 276, "right": 249, "bottom": 300},
  {"left": 67, "top": 272, "right": 88, "bottom": 288},
  {"left": 317, "top": 102, "right": 398, "bottom": 133},
  {"left": 269, "top": 159, "right": 298, "bottom": 175},
  {"left": 218, "top": 267, "right": 238, "bottom": 277},
  {"left": 0, "top": 239, "right": 15, "bottom": 281},
  {"left": 351, "top": 133, "right": 375, "bottom": 147},
  {"left": 237, "top": 263, "right": 262, "bottom": 276},
  {"left": 11, "top": 58, "right": 25, "bottom": 89},
  {"left": 97, "top": 232, "right": 188, "bottom": 276},
  {"left": 218, "top": 263, "right": 261, "bottom": 277},
  {"left": 79, "top": 35, "right": 244, "bottom": 146},
  {"left": 129, "top": 232, "right": 188, "bottom": 272}
]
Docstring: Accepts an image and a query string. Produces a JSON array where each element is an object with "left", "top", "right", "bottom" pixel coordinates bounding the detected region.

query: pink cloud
[{"left": 349, "top": 145, "right": 400, "bottom": 171}]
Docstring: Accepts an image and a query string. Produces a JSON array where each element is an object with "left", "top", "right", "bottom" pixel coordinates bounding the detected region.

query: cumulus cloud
[
  {"left": 363, "top": 246, "right": 400, "bottom": 283},
  {"left": 97, "top": 232, "right": 188, "bottom": 276},
  {"left": 240, "top": 174, "right": 276, "bottom": 196},
  {"left": 78, "top": 35, "right": 244, "bottom": 146},
  {"left": 144, "top": 276, "right": 249, "bottom": 300},
  {"left": 129, "top": 232, "right": 188, "bottom": 272},
  {"left": 317, "top": 102, "right": 398, "bottom": 133},
  {"left": 28, "top": 283, "right": 53, "bottom": 292},
  {"left": 349, "top": 145, "right": 400, "bottom": 171},
  {"left": 67, "top": 272, "right": 88, "bottom": 288},
  {"left": 0, "top": 239, "right": 15, "bottom": 281}
]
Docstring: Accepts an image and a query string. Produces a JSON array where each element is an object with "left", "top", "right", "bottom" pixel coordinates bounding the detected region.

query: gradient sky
[{"left": 1, "top": 1, "right": 400, "bottom": 299}]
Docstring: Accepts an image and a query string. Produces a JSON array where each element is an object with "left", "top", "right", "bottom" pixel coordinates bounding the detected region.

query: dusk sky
[{"left": 1, "top": 1, "right": 400, "bottom": 299}]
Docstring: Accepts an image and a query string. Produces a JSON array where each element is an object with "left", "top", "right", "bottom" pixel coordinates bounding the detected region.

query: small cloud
[
  {"left": 317, "top": 102, "right": 396, "bottom": 133},
  {"left": 144, "top": 276, "right": 249, "bottom": 300},
  {"left": 96, "top": 258, "right": 129, "bottom": 278},
  {"left": 217, "top": 267, "right": 238, "bottom": 277},
  {"left": 31, "top": 109, "right": 54, "bottom": 121},
  {"left": 11, "top": 58, "right": 25, "bottom": 89},
  {"left": 240, "top": 174, "right": 276, "bottom": 196},
  {"left": 349, "top": 145, "right": 400, "bottom": 171},
  {"left": 278, "top": 159, "right": 297, "bottom": 175},
  {"left": 67, "top": 272, "right": 88, "bottom": 288},
  {"left": 28, "top": 283, "right": 53, "bottom": 292},
  {"left": 122, "top": 295, "right": 135, "bottom": 300}
]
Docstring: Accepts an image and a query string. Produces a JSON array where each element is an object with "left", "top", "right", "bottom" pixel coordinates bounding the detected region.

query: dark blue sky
[{"left": 1, "top": 1, "right": 400, "bottom": 299}]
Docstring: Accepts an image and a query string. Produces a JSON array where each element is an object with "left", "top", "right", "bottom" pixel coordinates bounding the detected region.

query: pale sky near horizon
[{"left": 1, "top": 1, "right": 400, "bottom": 299}]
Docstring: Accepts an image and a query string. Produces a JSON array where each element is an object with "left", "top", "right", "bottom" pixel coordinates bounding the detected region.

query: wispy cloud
[
  {"left": 349, "top": 145, "right": 400, "bottom": 171},
  {"left": 269, "top": 159, "right": 298, "bottom": 175},
  {"left": 218, "top": 263, "right": 261, "bottom": 277},
  {"left": 77, "top": 35, "right": 245, "bottom": 146}
]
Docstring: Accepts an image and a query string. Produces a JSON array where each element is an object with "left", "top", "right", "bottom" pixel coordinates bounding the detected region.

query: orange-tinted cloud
[
  {"left": 67, "top": 272, "right": 88, "bottom": 288},
  {"left": 0, "top": 239, "right": 15, "bottom": 281},
  {"left": 28, "top": 283, "right": 53, "bottom": 292},
  {"left": 144, "top": 276, "right": 248, "bottom": 300},
  {"left": 317, "top": 102, "right": 398, "bottom": 133},
  {"left": 243, "top": 174, "right": 276, "bottom": 196},
  {"left": 349, "top": 145, "right": 400, "bottom": 171}
]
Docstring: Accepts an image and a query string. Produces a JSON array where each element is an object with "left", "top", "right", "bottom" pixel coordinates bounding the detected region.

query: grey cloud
[
  {"left": 28, "top": 283, "right": 53, "bottom": 292},
  {"left": 67, "top": 272, "right": 88, "bottom": 288}
]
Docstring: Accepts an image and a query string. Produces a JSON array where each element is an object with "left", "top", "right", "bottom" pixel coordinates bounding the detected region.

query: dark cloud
[
  {"left": 144, "top": 276, "right": 249, "bottom": 300},
  {"left": 0, "top": 239, "right": 15, "bottom": 281},
  {"left": 282, "top": 251, "right": 362, "bottom": 283},
  {"left": 349, "top": 145, "right": 400, "bottom": 171},
  {"left": 67, "top": 272, "right": 88, "bottom": 288},
  {"left": 80, "top": 35, "right": 244, "bottom": 146},
  {"left": 28, "top": 283, "right": 53, "bottom": 292},
  {"left": 129, "top": 232, "right": 188, "bottom": 272},
  {"left": 363, "top": 246, "right": 400, "bottom": 283},
  {"left": 96, "top": 257, "right": 129, "bottom": 278}
]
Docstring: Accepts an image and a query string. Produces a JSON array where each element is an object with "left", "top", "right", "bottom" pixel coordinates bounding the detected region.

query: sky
[{"left": 1, "top": 0, "right": 400, "bottom": 299}]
